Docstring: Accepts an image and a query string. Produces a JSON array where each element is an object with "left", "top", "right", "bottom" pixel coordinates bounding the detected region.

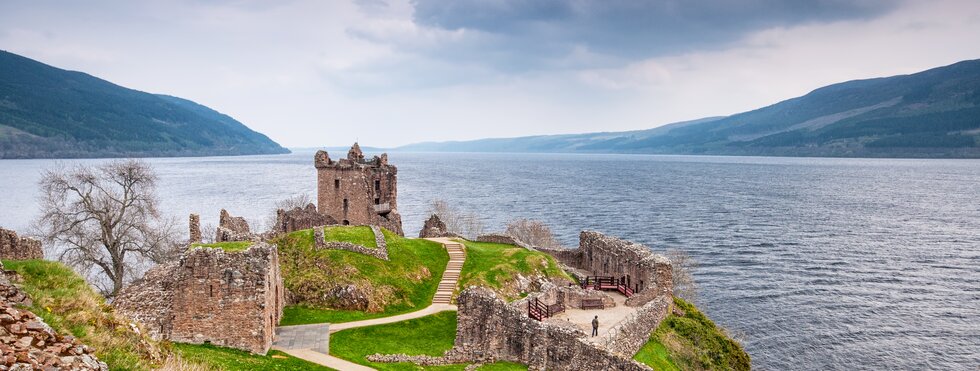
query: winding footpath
[{"left": 273, "top": 237, "right": 466, "bottom": 371}]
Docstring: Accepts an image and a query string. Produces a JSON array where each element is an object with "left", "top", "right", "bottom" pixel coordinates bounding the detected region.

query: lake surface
[{"left": 1, "top": 151, "right": 978, "bottom": 370}]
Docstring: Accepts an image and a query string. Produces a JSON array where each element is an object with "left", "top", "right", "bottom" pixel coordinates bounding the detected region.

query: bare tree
[
  {"left": 505, "top": 218, "right": 560, "bottom": 248},
  {"left": 427, "top": 199, "right": 485, "bottom": 239},
  {"left": 35, "top": 160, "right": 178, "bottom": 297},
  {"left": 665, "top": 248, "right": 698, "bottom": 302}
]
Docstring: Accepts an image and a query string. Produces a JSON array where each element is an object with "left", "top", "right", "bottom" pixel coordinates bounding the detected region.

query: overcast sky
[{"left": 2, "top": 0, "right": 980, "bottom": 148}]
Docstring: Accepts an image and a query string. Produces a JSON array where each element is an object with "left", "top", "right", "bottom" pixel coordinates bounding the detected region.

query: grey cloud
[{"left": 405, "top": 0, "right": 899, "bottom": 67}]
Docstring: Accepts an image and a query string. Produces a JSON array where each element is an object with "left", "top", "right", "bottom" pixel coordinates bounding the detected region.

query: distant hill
[
  {"left": 0, "top": 50, "right": 289, "bottom": 158},
  {"left": 400, "top": 59, "right": 980, "bottom": 158}
]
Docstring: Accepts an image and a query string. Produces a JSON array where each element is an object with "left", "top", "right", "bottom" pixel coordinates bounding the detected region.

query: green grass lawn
[
  {"left": 323, "top": 225, "right": 377, "bottom": 247},
  {"left": 458, "top": 240, "right": 571, "bottom": 301},
  {"left": 172, "top": 343, "right": 335, "bottom": 370},
  {"left": 276, "top": 228, "right": 448, "bottom": 325},
  {"left": 330, "top": 311, "right": 526, "bottom": 371},
  {"left": 191, "top": 241, "right": 253, "bottom": 252},
  {"left": 2, "top": 259, "right": 162, "bottom": 370},
  {"left": 634, "top": 297, "right": 751, "bottom": 371}
]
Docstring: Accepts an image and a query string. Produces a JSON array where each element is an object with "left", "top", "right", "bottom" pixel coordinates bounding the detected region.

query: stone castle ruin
[
  {"left": 539, "top": 231, "right": 673, "bottom": 306},
  {"left": 114, "top": 242, "right": 284, "bottom": 354},
  {"left": 369, "top": 231, "right": 675, "bottom": 370},
  {"left": 0, "top": 227, "right": 43, "bottom": 260},
  {"left": 314, "top": 143, "right": 404, "bottom": 236}
]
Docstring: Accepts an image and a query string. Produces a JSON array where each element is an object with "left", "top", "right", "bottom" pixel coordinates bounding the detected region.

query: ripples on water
[{"left": 1, "top": 151, "right": 978, "bottom": 370}]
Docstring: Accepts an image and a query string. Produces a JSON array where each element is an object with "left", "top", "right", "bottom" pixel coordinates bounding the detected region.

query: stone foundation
[
  {"left": 0, "top": 227, "right": 43, "bottom": 260},
  {"left": 313, "top": 225, "right": 389, "bottom": 260},
  {"left": 114, "top": 243, "right": 284, "bottom": 354}
]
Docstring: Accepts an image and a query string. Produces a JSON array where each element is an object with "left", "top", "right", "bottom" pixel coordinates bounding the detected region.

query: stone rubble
[{"left": 0, "top": 261, "right": 108, "bottom": 370}]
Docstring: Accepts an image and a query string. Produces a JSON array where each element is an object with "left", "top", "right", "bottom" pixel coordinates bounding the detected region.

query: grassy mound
[
  {"left": 323, "top": 226, "right": 377, "bottom": 247},
  {"left": 172, "top": 343, "right": 332, "bottom": 370},
  {"left": 458, "top": 240, "right": 571, "bottom": 300},
  {"left": 2, "top": 259, "right": 164, "bottom": 370},
  {"left": 634, "top": 297, "right": 751, "bottom": 371},
  {"left": 330, "top": 311, "right": 526, "bottom": 371},
  {"left": 276, "top": 227, "right": 448, "bottom": 325},
  {"left": 190, "top": 241, "right": 252, "bottom": 252}
]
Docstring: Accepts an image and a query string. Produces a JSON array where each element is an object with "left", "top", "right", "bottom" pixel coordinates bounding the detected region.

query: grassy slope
[
  {"left": 323, "top": 226, "right": 377, "bottom": 248},
  {"left": 173, "top": 343, "right": 334, "bottom": 370},
  {"left": 330, "top": 311, "right": 526, "bottom": 371},
  {"left": 458, "top": 240, "right": 571, "bottom": 301},
  {"left": 277, "top": 228, "right": 448, "bottom": 325},
  {"left": 2, "top": 259, "right": 163, "bottom": 370},
  {"left": 634, "top": 297, "right": 751, "bottom": 371},
  {"left": 191, "top": 241, "right": 252, "bottom": 252}
]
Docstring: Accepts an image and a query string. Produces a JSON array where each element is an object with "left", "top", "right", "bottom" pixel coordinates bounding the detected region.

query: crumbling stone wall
[
  {"left": 274, "top": 204, "right": 337, "bottom": 235},
  {"left": 114, "top": 243, "right": 284, "bottom": 354},
  {"left": 452, "top": 287, "right": 652, "bottom": 371},
  {"left": 598, "top": 295, "right": 672, "bottom": 356},
  {"left": 216, "top": 209, "right": 253, "bottom": 242},
  {"left": 313, "top": 225, "right": 389, "bottom": 260},
  {"left": 0, "top": 263, "right": 108, "bottom": 370},
  {"left": 0, "top": 227, "right": 43, "bottom": 260},
  {"left": 189, "top": 214, "right": 201, "bottom": 243},
  {"left": 419, "top": 214, "right": 459, "bottom": 238},
  {"left": 315, "top": 143, "right": 404, "bottom": 236},
  {"left": 539, "top": 231, "right": 672, "bottom": 307}
]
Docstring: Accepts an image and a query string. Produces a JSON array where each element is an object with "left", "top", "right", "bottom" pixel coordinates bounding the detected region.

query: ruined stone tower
[{"left": 314, "top": 143, "right": 404, "bottom": 235}]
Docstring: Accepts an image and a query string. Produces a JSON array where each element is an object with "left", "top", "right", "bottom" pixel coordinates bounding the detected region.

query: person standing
[{"left": 591, "top": 315, "right": 599, "bottom": 337}]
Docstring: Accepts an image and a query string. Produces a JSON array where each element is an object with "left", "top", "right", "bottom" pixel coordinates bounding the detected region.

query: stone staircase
[{"left": 432, "top": 241, "right": 465, "bottom": 304}]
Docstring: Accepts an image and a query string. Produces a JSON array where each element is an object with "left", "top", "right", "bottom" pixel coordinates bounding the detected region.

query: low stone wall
[
  {"left": 599, "top": 295, "right": 672, "bottom": 356},
  {"left": 1, "top": 263, "right": 108, "bottom": 370},
  {"left": 0, "top": 227, "right": 43, "bottom": 260},
  {"left": 452, "top": 287, "right": 652, "bottom": 371},
  {"left": 476, "top": 233, "right": 533, "bottom": 250},
  {"left": 313, "top": 225, "right": 389, "bottom": 260},
  {"left": 114, "top": 243, "right": 284, "bottom": 354}
]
